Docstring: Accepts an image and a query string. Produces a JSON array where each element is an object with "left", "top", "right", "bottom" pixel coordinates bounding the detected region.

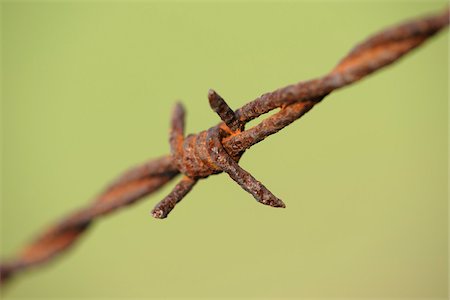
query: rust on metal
[
  {"left": 151, "top": 176, "right": 197, "bottom": 218},
  {"left": 0, "top": 156, "right": 179, "bottom": 284},
  {"left": 208, "top": 89, "right": 243, "bottom": 132},
  {"left": 1, "top": 8, "right": 448, "bottom": 285}
]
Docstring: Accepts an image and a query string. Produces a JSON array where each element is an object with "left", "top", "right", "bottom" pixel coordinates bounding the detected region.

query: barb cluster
[
  {"left": 152, "top": 90, "right": 285, "bottom": 219},
  {"left": 1, "top": 8, "right": 448, "bottom": 286}
]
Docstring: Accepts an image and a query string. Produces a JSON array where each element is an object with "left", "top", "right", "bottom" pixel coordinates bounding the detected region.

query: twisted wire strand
[
  {"left": 1, "top": 156, "right": 179, "bottom": 283},
  {"left": 1, "top": 8, "right": 448, "bottom": 285},
  {"left": 223, "top": 9, "right": 449, "bottom": 157}
]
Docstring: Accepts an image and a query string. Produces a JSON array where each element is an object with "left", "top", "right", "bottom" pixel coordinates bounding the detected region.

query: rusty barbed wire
[{"left": 1, "top": 8, "right": 448, "bottom": 286}]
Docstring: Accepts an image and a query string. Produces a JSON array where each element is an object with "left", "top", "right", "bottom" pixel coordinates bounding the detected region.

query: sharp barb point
[
  {"left": 207, "top": 89, "right": 242, "bottom": 131},
  {"left": 151, "top": 177, "right": 197, "bottom": 219}
]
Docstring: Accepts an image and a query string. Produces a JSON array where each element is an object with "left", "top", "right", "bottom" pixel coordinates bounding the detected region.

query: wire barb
[
  {"left": 208, "top": 127, "right": 285, "bottom": 208},
  {"left": 208, "top": 89, "right": 243, "bottom": 132},
  {"left": 1, "top": 8, "right": 448, "bottom": 285},
  {"left": 151, "top": 176, "right": 198, "bottom": 218},
  {"left": 169, "top": 102, "right": 186, "bottom": 157}
]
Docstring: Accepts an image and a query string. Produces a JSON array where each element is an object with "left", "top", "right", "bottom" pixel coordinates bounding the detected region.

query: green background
[{"left": 1, "top": 1, "right": 448, "bottom": 299}]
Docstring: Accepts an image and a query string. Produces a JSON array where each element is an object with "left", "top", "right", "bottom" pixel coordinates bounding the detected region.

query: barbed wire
[{"left": 1, "top": 8, "right": 448, "bottom": 286}]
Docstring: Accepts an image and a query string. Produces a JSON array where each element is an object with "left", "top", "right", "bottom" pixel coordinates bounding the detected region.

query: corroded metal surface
[
  {"left": 1, "top": 156, "right": 179, "bottom": 284},
  {"left": 1, "top": 9, "right": 448, "bottom": 285}
]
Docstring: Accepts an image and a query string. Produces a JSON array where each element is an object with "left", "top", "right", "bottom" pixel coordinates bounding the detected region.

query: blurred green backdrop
[{"left": 1, "top": 1, "right": 448, "bottom": 299}]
